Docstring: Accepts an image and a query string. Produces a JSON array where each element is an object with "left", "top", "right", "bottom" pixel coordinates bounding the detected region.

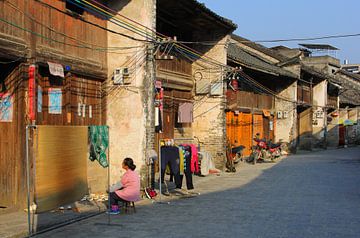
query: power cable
[
  {"left": 177, "top": 33, "right": 360, "bottom": 45},
  {"left": 34, "top": 0, "right": 153, "bottom": 43}
]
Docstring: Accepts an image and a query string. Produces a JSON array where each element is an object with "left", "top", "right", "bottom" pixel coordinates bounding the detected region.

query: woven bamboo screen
[{"left": 35, "top": 126, "right": 88, "bottom": 213}]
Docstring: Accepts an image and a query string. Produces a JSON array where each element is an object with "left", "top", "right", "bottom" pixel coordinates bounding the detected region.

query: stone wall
[
  {"left": 107, "top": 0, "right": 155, "bottom": 184},
  {"left": 275, "top": 81, "right": 297, "bottom": 150},
  {"left": 312, "top": 81, "right": 327, "bottom": 148},
  {"left": 192, "top": 35, "right": 229, "bottom": 169}
]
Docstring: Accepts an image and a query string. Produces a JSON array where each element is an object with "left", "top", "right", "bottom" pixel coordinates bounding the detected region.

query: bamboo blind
[{"left": 35, "top": 126, "right": 88, "bottom": 213}]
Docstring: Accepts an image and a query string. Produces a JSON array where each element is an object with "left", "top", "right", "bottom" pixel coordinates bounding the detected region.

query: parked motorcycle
[
  {"left": 266, "top": 141, "right": 282, "bottom": 160},
  {"left": 247, "top": 138, "right": 282, "bottom": 164},
  {"left": 225, "top": 139, "right": 245, "bottom": 172}
]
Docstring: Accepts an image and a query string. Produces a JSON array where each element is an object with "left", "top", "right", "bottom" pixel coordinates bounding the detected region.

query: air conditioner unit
[{"left": 113, "top": 67, "right": 130, "bottom": 85}]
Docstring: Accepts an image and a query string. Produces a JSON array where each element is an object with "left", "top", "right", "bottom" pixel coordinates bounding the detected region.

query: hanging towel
[
  {"left": 178, "top": 103, "right": 193, "bottom": 123},
  {"left": 89, "top": 126, "right": 109, "bottom": 168}
]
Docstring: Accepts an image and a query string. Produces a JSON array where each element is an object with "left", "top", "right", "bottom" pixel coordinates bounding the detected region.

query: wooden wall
[
  {"left": 297, "top": 85, "right": 311, "bottom": 105},
  {"left": 0, "top": 64, "right": 26, "bottom": 209},
  {"left": 0, "top": 0, "right": 107, "bottom": 70},
  {"left": 36, "top": 70, "right": 104, "bottom": 126},
  {"left": 226, "top": 90, "right": 274, "bottom": 110}
]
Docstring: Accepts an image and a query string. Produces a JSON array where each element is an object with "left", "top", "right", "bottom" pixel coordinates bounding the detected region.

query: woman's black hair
[{"left": 123, "top": 157, "right": 136, "bottom": 171}]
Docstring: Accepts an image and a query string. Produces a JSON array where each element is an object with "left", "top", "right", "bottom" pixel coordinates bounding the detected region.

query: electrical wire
[
  {"left": 34, "top": 0, "right": 153, "bottom": 43},
  {"left": 67, "top": 0, "right": 156, "bottom": 41},
  {"left": 5, "top": 0, "right": 143, "bottom": 52},
  {"left": 176, "top": 33, "right": 360, "bottom": 45}
]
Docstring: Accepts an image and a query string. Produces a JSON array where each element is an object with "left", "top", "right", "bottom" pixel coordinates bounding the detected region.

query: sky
[{"left": 200, "top": 0, "right": 360, "bottom": 64}]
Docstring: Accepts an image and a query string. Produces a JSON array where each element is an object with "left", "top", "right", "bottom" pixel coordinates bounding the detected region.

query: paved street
[{"left": 35, "top": 147, "right": 360, "bottom": 238}]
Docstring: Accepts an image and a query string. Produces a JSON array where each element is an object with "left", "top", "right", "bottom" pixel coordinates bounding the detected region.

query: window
[{"left": 66, "top": 1, "right": 84, "bottom": 15}]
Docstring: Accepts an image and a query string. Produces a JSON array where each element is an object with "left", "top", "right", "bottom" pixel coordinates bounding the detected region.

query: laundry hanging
[
  {"left": 89, "top": 126, "right": 109, "bottom": 168},
  {"left": 178, "top": 102, "right": 193, "bottom": 123}
]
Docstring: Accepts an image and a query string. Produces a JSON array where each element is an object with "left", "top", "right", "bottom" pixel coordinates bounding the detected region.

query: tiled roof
[
  {"left": 336, "top": 70, "right": 360, "bottom": 106},
  {"left": 231, "top": 34, "right": 288, "bottom": 62},
  {"left": 227, "top": 43, "right": 297, "bottom": 79},
  {"left": 193, "top": 1, "right": 237, "bottom": 30},
  {"left": 338, "top": 69, "right": 360, "bottom": 82}
]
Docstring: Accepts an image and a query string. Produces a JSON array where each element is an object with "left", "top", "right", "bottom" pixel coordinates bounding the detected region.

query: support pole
[
  {"left": 107, "top": 126, "right": 110, "bottom": 224},
  {"left": 26, "top": 125, "right": 36, "bottom": 237},
  {"left": 158, "top": 140, "right": 162, "bottom": 203}
]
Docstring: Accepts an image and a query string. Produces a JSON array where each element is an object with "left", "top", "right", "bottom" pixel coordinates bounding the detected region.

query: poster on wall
[
  {"left": 48, "top": 88, "right": 62, "bottom": 114},
  {"left": 37, "top": 86, "right": 42, "bottom": 113},
  {"left": 0, "top": 93, "right": 13, "bottom": 122}
]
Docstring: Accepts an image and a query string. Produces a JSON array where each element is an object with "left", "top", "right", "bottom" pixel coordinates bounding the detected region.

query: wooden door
[
  {"left": 226, "top": 112, "right": 252, "bottom": 156},
  {"left": 253, "top": 114, "right": 264, "bottom": 139},
  {"left": 298, "top": 108, "right": 312, "bottom": 149}
]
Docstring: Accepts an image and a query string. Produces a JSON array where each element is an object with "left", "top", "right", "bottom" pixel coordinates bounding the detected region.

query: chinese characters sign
[{"left": 48, "top": 88, "right": 62, "bottom": 114}]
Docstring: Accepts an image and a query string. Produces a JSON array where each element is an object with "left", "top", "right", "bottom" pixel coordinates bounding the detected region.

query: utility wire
[
  {"left": 5, "top": 0, "right": 142, "bottom": 52},
  {"left": 34, "top": 0, "right": 153, "bottom": 43},
  {"left": 177, "top": 33, "right": 360, "bottom": 45}
]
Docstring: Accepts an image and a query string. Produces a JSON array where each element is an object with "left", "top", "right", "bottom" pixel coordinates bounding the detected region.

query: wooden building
[
  {"left": 226, "top": 36, "right": 298, "bottom": 156},
  {"left": 0, "top": 0, "right": 107, "bottom": 212},
  {"left": 155, "top": 0, "right": 236, "bottom": 165}
]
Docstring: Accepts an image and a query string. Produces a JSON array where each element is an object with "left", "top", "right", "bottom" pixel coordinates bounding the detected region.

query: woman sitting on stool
[{"left": 109, "top": 157, "right": 140, "bottom": 214}]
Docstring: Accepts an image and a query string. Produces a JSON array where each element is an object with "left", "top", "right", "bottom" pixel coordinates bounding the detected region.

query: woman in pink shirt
[{"left": 109, "top": 158, "right": 140, "bottom": 214}]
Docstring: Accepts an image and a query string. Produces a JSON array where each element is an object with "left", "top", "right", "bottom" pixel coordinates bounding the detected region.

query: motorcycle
[
  {"left": 247, "top": 138, "right": 266, "bottom": 164},
  {"left": 225, "top": 140, "right": 245, "bottom": 172},
  {"left": 247, "top": 138, "right": 282, "bottom": 164},
  {"left": 266, "top": 141, "right": 282, "bottom": 160}
]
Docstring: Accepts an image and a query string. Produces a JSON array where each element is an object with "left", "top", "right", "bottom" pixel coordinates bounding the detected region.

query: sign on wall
[
  {"left": 0, "top": 93, "right": 13, "bottom": 122},
  {"left": 48, "top": 88, "right": 62, "bottom": 114}
]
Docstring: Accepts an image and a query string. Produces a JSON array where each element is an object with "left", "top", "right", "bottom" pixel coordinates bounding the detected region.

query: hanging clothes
[
  {"left": 182, "top": 144, "right": 199, "bottom": 173},
  {"left": 89, "top": 126, "right": 109, "bottom": 168},
  {"left": 160, "top": 146, "right": 182, "bottom": 189},
  {"left": 178, "top": 102, "right": 193, "bottom": 123},
  {"left": 179, "top": 148, "right": 184, "bottom": 175},
  {"left": 198, "top": 151, "right": 219, "bottom": 176},
  {"left": 155, "top": 106, "right": 163, "bottom": 132},
  {"left": 179, "top": 145, "right": 194, "bottom": 190}
]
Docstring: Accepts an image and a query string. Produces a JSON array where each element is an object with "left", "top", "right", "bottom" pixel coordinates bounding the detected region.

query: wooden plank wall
[
  {"left": 0, "top": 64, "right": 26, "bottom": 208},
  {"left": 227, "top": 90, "right": 274, "bottom": 110},
  {"left": 0, "top": 0, "right": 107, "bottom": 67},
  {"left": 156, "top": 53, "right": 192, "bottom": 75},
  {"left": 37, "top": 71, "right": 104, "bottom": 126}
]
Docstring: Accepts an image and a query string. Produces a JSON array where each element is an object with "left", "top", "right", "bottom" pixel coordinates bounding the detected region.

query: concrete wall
[
  {"left": 302, "top": 56, "right": 341, "bottom": 75},
  {"left": 312, "top": 81, "right": 327, "bottom": 147},
  {"left": 192, "top": 35, "right": 229, "bottom": 169},
  {"left": 107, "top": 0, "right": 155, "bottom": 184},
  {"left": 275, "top": 81, "right": 297, "bottom": 149},
  {"left": 326, "top": 111, "right": 340, "bottom": 148}
]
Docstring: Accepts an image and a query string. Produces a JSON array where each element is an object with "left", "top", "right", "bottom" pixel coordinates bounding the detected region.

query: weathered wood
[
  {"left": 0, "top": 0, "right": 107, "bottom": 75},
  {"left": 227, "top": 90, "right": 273, "bottom": 110},
  {"left": 0, "top": 64, "right": 26, "bottom": 208}
]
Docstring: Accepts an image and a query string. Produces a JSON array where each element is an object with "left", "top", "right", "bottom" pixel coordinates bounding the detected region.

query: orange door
[
  {"left": 253, "top": 114, "right": 264, "bottom": 139},
  {"left": 226, "top": 112, "right": 253, "bottom": 156}
]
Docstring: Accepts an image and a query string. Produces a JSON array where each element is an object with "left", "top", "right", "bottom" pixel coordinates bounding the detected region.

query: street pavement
[{"left": 33, "top": 147, "right": 360, "bottom": 238}]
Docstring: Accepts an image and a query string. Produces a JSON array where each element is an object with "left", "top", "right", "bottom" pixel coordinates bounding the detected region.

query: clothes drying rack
[{"left": 157, "top": 137, "right": 197, "bottom": 204}]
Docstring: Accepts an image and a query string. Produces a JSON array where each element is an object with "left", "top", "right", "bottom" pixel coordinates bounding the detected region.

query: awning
[{"left": 263, "top": 109, "right": 271, "bottom": 117}]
